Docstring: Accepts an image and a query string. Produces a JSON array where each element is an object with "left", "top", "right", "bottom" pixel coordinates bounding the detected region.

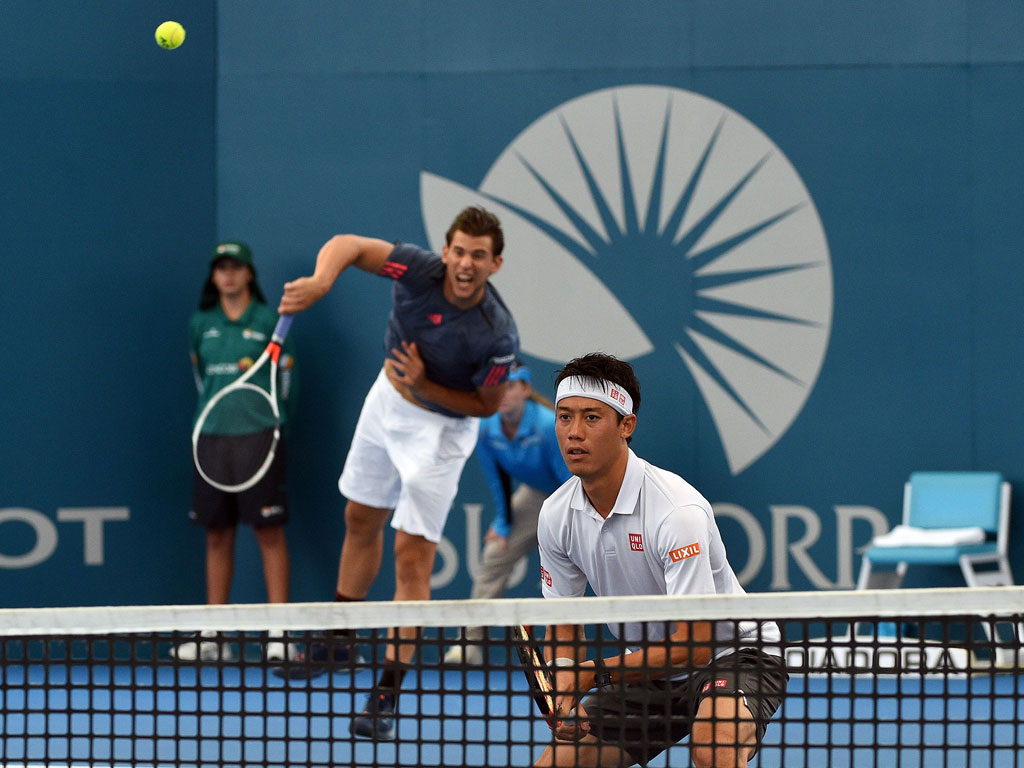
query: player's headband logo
[{"left": 555, "top": 376, "right": 634, "bottom": 416}]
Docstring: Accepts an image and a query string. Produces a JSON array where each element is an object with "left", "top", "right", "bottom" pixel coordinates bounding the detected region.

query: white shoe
[
  {"left": 443, "top": 644, "right": 483, "bottom": 666},
  {"left": 171, "top": 630, "right": 234, "bottom": 662},
  {"left": 266, "top": 629, "right": 298, "bottom": 662}
]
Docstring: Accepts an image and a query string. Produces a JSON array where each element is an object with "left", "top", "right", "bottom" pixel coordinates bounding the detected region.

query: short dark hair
[
  {"left": 445, "top": 206, "right": 504, "bottom": 256},
  {"left": 555, "top": 353, "right": 641, "bottom": 442}
]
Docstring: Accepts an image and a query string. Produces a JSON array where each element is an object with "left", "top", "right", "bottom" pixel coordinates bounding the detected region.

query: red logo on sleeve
[
  {"left": 628, "top": 533, "right": 644, "bottom": 551},
  {"left": 669, "top": 542, "right": 701, "bottom": 562},
  {"left": 483, "top": 364, "right": 508, "bottom": 387},
  {"left": 380, "top": 261, "right": 408, "bottom": 280},
  {"left": 701, "top": 679, "right": 728, "bottom": 693},
  {"left": 427, "top": 313, "right": 443, "bottom": 325},
  {"left": 540, "top": 566, "right": 552, "bottom": 587}
]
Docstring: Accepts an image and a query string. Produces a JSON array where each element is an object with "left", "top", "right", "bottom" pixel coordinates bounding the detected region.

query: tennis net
[{"left": 0, "top": 586, "right": 1021, "bottom": 767}]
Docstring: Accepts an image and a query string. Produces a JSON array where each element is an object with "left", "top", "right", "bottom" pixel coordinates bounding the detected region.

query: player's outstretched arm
[
  {"left": 607, "top": 620, "right": 713, "bottom": 685},
  {"left": 278, "top": 235, "right": 393, "bottom": 314}
]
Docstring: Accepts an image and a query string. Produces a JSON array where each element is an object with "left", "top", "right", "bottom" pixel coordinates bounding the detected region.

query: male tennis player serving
[
  {"left": 534, "top": 353, "right": 788, "bottom": 768},
  {"left": 278, "top": 207, "right": 519, "bottom": 741}
]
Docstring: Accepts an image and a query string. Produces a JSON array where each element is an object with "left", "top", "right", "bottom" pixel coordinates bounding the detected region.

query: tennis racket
[
  {"left": 512, "top": 624, "right": 566, "bottom": 728},
  {"left": 192, "top": 314, "right": 294, "bottom": 493}
]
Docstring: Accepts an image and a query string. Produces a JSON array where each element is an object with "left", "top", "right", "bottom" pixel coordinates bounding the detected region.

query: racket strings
[
  {"left": 199, "top": 386, "right": 276, "bottom": 436},
  {"left": 195, "top": 387, "right": 278, "bottom": 488},
  {"left": 196, "top": 429, "right": 277, "bottom": 488}
]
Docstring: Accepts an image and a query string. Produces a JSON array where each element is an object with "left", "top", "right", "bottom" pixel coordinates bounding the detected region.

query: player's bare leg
[
  {"left": 253, "top": 524, "right": 289, "bottom": 603},
  {"left": 336, "top": 500, "right": 390, "bottom": 599},
  {"left": 534, "top": 734, "right": 633, "bottom": 767},
  {"left": 689, "top": 694, "right": 757, "bottom": 768},
  {"left": 205, "top": 526, "right": 237, "bottom": 604},
  {"left": 348, "top": 527, "right": 436, "bottom": 741},
  {"left": 387, "top": 529, "right": 436, "bottom": 664}
]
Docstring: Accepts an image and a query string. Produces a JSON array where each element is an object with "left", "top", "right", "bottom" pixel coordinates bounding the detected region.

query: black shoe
[
  {"left": 350, "top": 693, "right": 396, "bottom": 741},
  {"left": 271, "top": 634, "right": 364, "bottom": 680}
]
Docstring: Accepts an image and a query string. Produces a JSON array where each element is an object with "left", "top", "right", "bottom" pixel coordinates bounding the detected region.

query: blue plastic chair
[{"left": 857, "top": 471, "right": 1013, "bottom": 590}]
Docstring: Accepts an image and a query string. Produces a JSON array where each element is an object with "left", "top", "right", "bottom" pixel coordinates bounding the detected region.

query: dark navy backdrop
[{"left": 2, "top": 1, "right": 1022, "bottom": 606}]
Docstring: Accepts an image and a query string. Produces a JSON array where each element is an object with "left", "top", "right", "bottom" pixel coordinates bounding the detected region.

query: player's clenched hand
[
  {"left": 278, "top": 276, "right": 328, "bottom": 314},
  {"left": 387, "top": 341, "right": 426, "bottom": 392},
  {"left": 552, "top": 699, "right": 589, "bottom": 742},
  {"left": 484, "top": 527, "right": 509, "bottom": 551},
  {"left": 384, "top": 358, "right": 412, "bottom": 399}
]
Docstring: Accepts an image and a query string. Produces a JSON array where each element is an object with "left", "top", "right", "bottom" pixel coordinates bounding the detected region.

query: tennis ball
[{"left": 155, "top": 21, "right": 186, "bottom": 50}]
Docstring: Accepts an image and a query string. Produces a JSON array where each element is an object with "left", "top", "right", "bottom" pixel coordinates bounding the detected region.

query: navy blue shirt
[{"left": 381, "top": 242, "right": 519, "bottom": 417}]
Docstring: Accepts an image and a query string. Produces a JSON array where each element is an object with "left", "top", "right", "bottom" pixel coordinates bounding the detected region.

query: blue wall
[
  {"left": 2, "top": 1, "right": 216, "bottom": 604},
  {"left": 3, "top": 1, "right": 1023, "bottom": 607}
]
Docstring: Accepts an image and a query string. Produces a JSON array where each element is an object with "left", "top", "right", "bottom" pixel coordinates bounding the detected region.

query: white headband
[{"left": 555, "top": 375, "right": 634, "bottom": 416}]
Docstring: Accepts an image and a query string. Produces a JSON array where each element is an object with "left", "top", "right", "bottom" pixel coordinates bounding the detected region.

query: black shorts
[
  {"left": 582, "top": 648, "right": 788, "bottom": 766},
  {"left": 190, "top": 437, "right": 288, "bottom": 529}
]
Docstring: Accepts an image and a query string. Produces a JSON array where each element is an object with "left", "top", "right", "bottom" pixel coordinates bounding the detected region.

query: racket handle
[{"left": 272, "top": 313, "right": 294, "bottom": 343}]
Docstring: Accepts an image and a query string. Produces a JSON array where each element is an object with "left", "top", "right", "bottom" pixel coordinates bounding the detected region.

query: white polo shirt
[{"left": 537, "top": 449, "right": 781, "bottom": 655}]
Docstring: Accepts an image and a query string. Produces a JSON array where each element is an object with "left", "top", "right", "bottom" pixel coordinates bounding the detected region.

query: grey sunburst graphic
[{"left": 421, "top": 85, "right": 832, "bottom": 474}]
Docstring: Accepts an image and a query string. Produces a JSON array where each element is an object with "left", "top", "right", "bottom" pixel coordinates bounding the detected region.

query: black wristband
[{"left": 593, "top": 657, "right": 612, "bottom": 688}]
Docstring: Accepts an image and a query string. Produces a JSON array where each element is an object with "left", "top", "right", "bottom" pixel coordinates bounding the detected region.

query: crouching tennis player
[{"left": 534, "top": 353, "right": 789, "bottom": 768}]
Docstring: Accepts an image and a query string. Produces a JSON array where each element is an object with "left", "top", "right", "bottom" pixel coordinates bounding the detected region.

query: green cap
[{"left": 211, "top": 240, "right": 253, "bottom": 266}]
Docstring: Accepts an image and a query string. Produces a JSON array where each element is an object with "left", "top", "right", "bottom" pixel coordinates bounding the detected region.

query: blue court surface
[{"left": 1, "top": 662, "right": 1021, "bottom": 767}]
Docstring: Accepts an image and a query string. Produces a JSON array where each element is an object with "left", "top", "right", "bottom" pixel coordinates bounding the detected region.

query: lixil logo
[
  {"left": 669, "top": 542, "right": 702, "bottom": 562},
  {"left": 421, "top": 85, "right": 832, "bottom": 474}
]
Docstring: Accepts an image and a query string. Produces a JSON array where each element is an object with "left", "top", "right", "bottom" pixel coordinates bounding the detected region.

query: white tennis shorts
[{"left": 338, "top": 368, "right": 479, "bottom": 543}]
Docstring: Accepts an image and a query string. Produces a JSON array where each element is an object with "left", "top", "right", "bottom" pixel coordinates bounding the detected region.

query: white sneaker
[
  {"left": 171, "top": 630, "right": 235, "bottom": 662},
  {"left": 443, "top": 644, "right": 483, "bottom": 666},
  {"left": 266, "top": 629, "right": 298, "bottom": 662}
]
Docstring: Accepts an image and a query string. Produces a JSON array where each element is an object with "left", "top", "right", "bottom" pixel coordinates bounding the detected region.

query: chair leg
[
  {"left": 960, "top": 556, "right": 1015, "bottom": 588},
  {"left": 856, "top": 557, "right": 871, "bottom": 590},
  {"left": 858, "top": 557, "right": 907, "bottom": 590},
  {"left": 855, "top": 558, "right": 907, "bottom": 637},
  {"left": 960, "top": 556, "right": 1021, "bottom": 666}
]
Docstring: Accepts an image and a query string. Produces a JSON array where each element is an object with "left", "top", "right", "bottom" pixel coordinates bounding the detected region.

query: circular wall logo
[{"left": 421, "top": 85, "right": 832, "bottom": 474}]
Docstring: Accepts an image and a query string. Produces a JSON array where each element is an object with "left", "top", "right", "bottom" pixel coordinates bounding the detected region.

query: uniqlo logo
[
  {"left": 628, "top": 533, "right": 644, "bottom": 551},
  {"left": 701, "top": 679, "right": 728, "bottom": 693},
  {"left": 669, "top": 542, "right": 701, "bottom": 562},
  {"left": 540, "top": 566, "right": 552, "bottom": 587},
  {"left": 609, "top": 388, "right": 626, "bottom": 406},
  {"left": 427, "top": 313, "right": 443, "bottom": 325}
]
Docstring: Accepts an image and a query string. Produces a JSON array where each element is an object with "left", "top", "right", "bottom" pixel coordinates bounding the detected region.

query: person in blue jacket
[{"left": 443, "top": 362, "right": 571, "bottom": 665}]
